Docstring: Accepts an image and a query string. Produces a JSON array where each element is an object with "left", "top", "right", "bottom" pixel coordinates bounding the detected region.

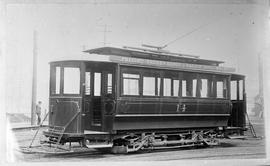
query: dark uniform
[{"left": 36, "top": 103, "right": 42, "bottom": 125}]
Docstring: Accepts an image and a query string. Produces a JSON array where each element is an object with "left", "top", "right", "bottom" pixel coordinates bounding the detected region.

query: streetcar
[{"left": 43, "top": 45, "right": 246, "bottom": 153}]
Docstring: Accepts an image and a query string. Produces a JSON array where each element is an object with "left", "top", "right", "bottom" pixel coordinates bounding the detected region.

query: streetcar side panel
[{"left": 112, "top": 66, "right": 231, "bottom": 132}]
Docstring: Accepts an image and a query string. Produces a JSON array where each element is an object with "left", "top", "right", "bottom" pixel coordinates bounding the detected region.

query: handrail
[
  {"left": 29, "top": 111, "right": 49, "bottom": 148},
  {"left": 64, "top": 111, "right": 81, "bottom": 129},
  {"left": 64, "top": 103, "right": 81, "bottom": 129}
]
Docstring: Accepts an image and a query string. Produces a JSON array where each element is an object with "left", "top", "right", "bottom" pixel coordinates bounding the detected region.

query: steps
[
  {"left": 42, "top": 126, "right": 65, "bottom": 145},
  {"left": 245, "top": 113, "right": 257, "bottom": 138}
]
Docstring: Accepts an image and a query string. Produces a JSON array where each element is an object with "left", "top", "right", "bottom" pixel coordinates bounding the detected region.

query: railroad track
[
  {"left": 17, "top": 142, "right": 265, "bottom": 161},
  {"left": 34, "top": 150, "right": 265, "bottom": 161},
  {"left": 13, "top": 127, "right": 265, "bottom": 161}
]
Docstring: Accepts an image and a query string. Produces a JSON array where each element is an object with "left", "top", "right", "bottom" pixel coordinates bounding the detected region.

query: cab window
[
  {"left": 63, "top": 67, "right": 80, "bottom": 94},
  {"left": 50, "top": 66, "right": 61, "bottom": 95},
  {"left": 50, "top": 65, "right": 81, "bottom": 95}
]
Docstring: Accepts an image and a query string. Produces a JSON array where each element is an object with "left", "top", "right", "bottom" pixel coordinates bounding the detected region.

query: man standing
[{"left": 36, "top": 101, "right": 42, "bottom": 125}]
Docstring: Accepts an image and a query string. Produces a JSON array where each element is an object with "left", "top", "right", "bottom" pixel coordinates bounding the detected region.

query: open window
[
  {"left": 216, "top": 75, "right": 228, "bottom": 99},
  {"left": 181, "top": 72, "right": 197, "bottom": 97},
  {"left": 162, "top": 71, "right": 179, "bottom": 97},
  {"left": 197, "top": 74, "right": 214, "bottom": 98}
]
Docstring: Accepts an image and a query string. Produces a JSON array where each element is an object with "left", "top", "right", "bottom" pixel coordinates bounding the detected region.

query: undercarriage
[{"left": 110, "top": 129, "right": 220, "bottom": 153}]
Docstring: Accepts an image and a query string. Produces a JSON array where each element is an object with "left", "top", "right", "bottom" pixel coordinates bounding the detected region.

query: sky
[{"left": 4, "top": 0, "right": 270, "bottom": 114}]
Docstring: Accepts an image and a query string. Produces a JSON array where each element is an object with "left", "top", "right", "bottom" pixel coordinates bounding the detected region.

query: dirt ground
[{"left": 8, "top": 116, "right": 266, "bottom": 163}]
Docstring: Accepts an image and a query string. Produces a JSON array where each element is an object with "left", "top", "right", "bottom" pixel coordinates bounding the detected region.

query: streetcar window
[
  {"left": 217, "top": 81, "right": 224, "bottom": 98},
  {"left": 94, "top": 72, "right": 101, "bottom": 96},
  {"left": 51, "top": 66, "right": 61, "bottom": 95},
  {"left": 223, "top": 78, "right": 228, "bottom": 98},
  {"left": 85, "top": 72, "right": 91, "bottom": 95},
  {"left": 197, "top": 74, "right": 215, "bottom": 98},
  {"left": 173, "top": 80, "right": 179, "bottom": 97},
  {"left": 182, "top": 73, "right": 197, "bottom": 97},
  {"left": 63, "top": 67, "right": 80, "bottom": 94},
  {"left": 123, "top": 73, "right": 140, "bottom": 95},
  {"left": 157, "top": 77, "right": 161, "bottom": 96},
  {"left": 163, "top": 78, "right": 172, "bottom": 96},
  {"left": 143, "top": 76, "right": 156, "bottom": 96},
  {"left": 216, "top": 76, "right": 228, "bottom": 99},
  {"left": 107, "top": 73, "right": 113, "bottom": 94},
  {"left": 123, "top": 73, "right": 140, "bottom": 79},
  {"left": 182, "top": 80, "right": 187, "bottom": 97},
  {"left": 239, "top": 80, "right": 243, "bottom": 100},
  {"left": 231, "top": 81, "right": 237, "bottom": 100},
  {"left": 199, "top": 79, "right": 208, "bottom": 98},
  {"left": 55, "top": 67, "right": 60, "bottom": 94},
  {"left": 209, "top": 78, "right": 215, "bottom": 98},
  {"left": 192, "top": 79, "right": 197, "bottom": 97}
]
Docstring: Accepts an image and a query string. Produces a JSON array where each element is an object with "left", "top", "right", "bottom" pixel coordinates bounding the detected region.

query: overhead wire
[{"left": 161, "top": 13, "right": 234, "bottom": 49}]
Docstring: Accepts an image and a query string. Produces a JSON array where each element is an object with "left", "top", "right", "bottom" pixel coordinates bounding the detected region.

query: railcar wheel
[
  {"left": 202, "top": 130, "right": 220, "bottom": 146},
  {"left": 111, "top": 135, "right": 145, "bottom": 153},
  {"left": 111, "top": 138, "right": 128, "bottom": 154},
  {"left": 111, "top": 145, "right": 128, "bottom": 154}
]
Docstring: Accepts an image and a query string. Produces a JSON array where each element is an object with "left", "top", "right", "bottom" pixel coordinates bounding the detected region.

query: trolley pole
[
  {"left": 31, "top": 30, "right": 38, "bottom": 125},
  {"left": 258, "top": 52, "right": 264, "bottom": 116}
]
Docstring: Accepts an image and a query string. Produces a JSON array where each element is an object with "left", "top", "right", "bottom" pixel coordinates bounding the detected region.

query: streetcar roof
[
  {"left": 49, "top": 46, "right": 236, "bottom": 74},
  {"left": 83, "top": 46, "right": 224, "bottom": 66}
]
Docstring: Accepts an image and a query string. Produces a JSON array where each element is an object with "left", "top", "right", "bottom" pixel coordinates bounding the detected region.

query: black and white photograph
[{"left": 1, "top": 0, "right": 270, "bottom": 165}]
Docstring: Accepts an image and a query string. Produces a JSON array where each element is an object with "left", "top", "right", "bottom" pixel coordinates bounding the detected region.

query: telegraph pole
[
  {"left": 31, "top": 30, "right": 37, "bottom": 125},
  {"left": 258, "top": 53, "right": 263, "bottom": 96},
  {"left": 258, "top": 52, "right": 264, "bottom": 117},
  {"left": 99, "top": 24, "right": 111, "bottom": 46}
]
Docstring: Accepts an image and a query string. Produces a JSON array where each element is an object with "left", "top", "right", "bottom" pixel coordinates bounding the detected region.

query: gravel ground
[{"left": 9, "top": 116, "right": 266, "bottom": 162}]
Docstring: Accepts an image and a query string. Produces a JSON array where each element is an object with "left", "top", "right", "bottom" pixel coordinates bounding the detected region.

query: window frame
[
  {"left": 50, "top": 65, "right": 61, "bottom": 95},
  {"left": 119, "top": 66, "right": 230, "bottom": 99},
  {"left": 196, "top": 74, "right": 215, "bottom": 99},
  {"left": 161, "top": 71, "right": 180, "bottom": 98},
  {"left": 215, "top": 74, "right": 229, "bottom": 99},
  {"left": 163, "top": 77, "right": 172, "bottom": 97},
  {"left": 50, "top": 62, "right": 82, "bottom": 96},
  {"left": 142, "top": 70, "right": 162, "bottom": 97},
  {"left": 106, "top": 73, "right": 113, "bottom": 95},
  {"left": 93, "top": 72, "right": 102, "bottom": 96},
  {"left": 142, "top": 76, "right": 157, "bottom": 96},
  {"left": 121, "top": 72, "right": 141, "bottom": 96},
  {"left": 63, "top": 67, "right": 81, "bottom": 95},
  {"left": 84, "top": 71, "right": 91, "bottom": 96},
  {"left": 180, "top": 71, "right": 198, "bottom": 98}
]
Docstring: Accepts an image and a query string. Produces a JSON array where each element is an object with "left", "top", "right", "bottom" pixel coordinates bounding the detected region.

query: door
[
  {"left": 83, "top": 70, "right": 103, "bottom": 131},
  {"left": 83, "top": 70, "right": 92, "bottom": 130},
  {"left": 228, "top": 74, "right": 246, "bottom": 129},
  {"left": 83, "top": 67, "right": 114, "bottom": 131}
]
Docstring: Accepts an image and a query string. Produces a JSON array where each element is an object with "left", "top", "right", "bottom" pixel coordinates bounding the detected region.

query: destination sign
[{"left": 109, "top": 55, "right": 235, "bottom": 73}]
